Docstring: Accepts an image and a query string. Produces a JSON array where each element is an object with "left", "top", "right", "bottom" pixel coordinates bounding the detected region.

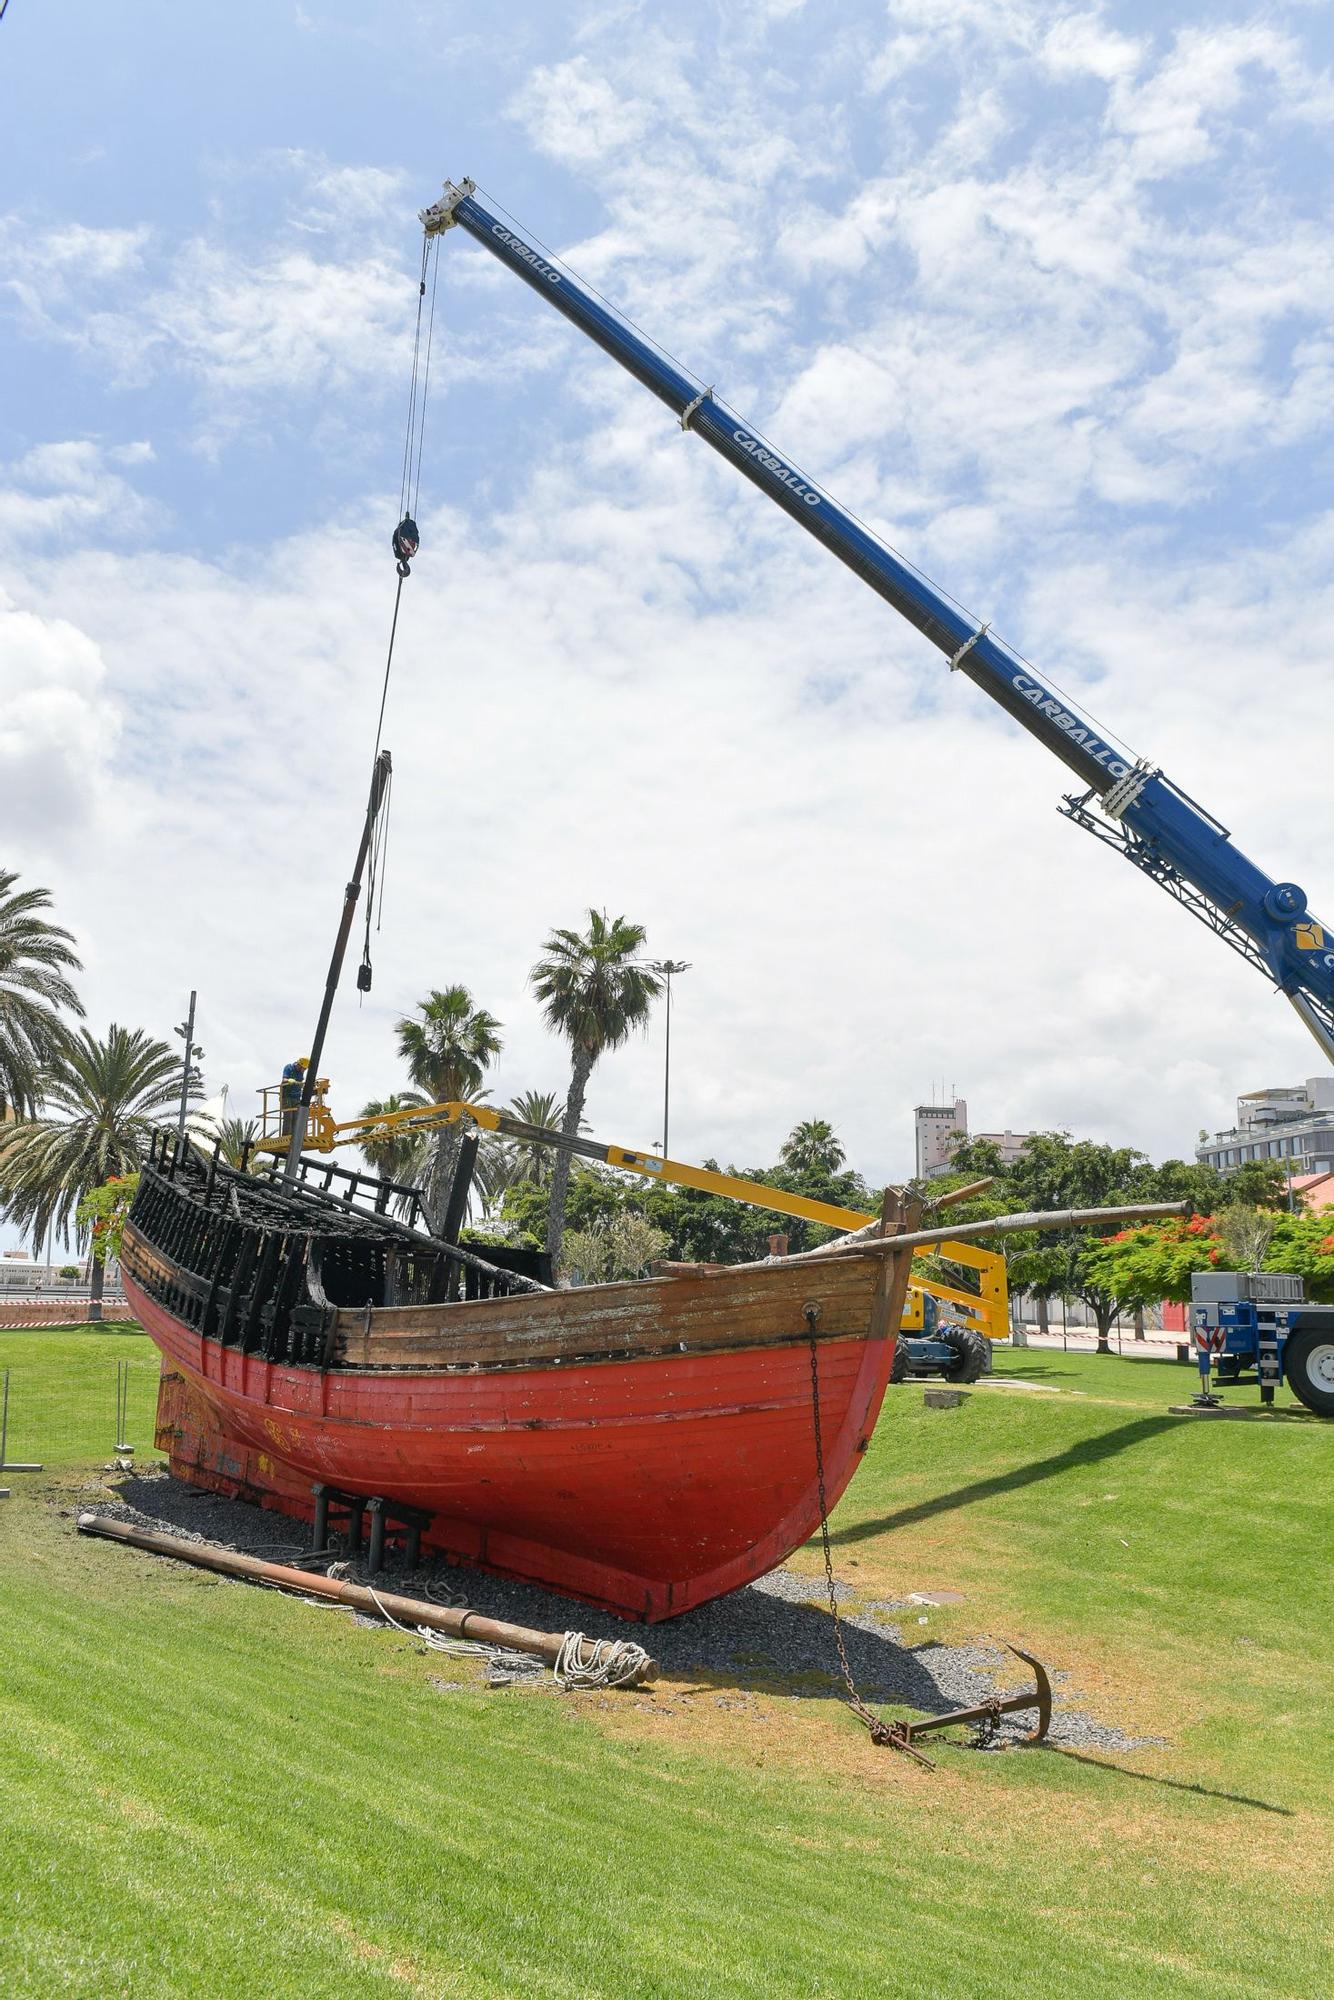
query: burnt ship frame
[{"left": 128, "top": 1132, "right": 550, "bottom": 1372}]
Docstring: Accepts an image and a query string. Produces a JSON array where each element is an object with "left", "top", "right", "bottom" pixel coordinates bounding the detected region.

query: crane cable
[{"left": 359, "top": 229, "right": 440, "bottom": 997}]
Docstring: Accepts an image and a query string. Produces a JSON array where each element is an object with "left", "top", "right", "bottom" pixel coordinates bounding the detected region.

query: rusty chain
[{"left": 804, "top": 1303, "right": 933, "bottom": 1763}]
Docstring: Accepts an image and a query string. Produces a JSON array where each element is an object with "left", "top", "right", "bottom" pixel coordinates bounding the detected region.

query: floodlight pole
[{"left": 648, "top": 960, "right": 691, "bottom": 1159}]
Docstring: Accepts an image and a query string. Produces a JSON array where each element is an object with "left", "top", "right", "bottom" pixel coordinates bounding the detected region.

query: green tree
[
  {"left": 1085, "top": 1208, "right": 1334, "bottom": 1308},
  {"left": 1226, "top": 1159, "right": 1291, "bottom": 1209},
  {"left": 395, "top": 989, "right": 502, "bottom": 1230},
  {"left": 500, "top": 1143, "right": 880, "bottom": 1269},
  {"left": 531, "top": 911, "right": 661, "bottom": 1264},
  {"left": 1215, "top": 1202, "right": 1278, "bottom": 1270},
  {"left": 0, "top": 869, "right": 84, "bottom": 1119},
  {"left": 949, "top": 1130, "right": 1178, "bottom": 1352},
  {"left": 76, "top": 1171, "right": 141, "bottom": 1265},
  {"left": 1083, "top": 1214, "right": 1223, "bottom": 1309},
  {"left": 562, "top": 1211, "right": 671, "bottom": 1285},
  {"left": 779, "top": 1119, "right": 846, "bottom": 1177},
  {"left": 474, "top": 1090, "right": 569, "bottom": 1223},
  {"left": 1265, "top": 1213, "right": 1334, "bottom": 1301},
  {"left": 0, "top": 1025, "right": 196, "bottom": 1319}
]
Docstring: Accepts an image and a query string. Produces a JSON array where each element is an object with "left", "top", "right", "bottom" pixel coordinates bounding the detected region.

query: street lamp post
[{"left": 646, "top": 960, "right": 691, "bottom": 1158}]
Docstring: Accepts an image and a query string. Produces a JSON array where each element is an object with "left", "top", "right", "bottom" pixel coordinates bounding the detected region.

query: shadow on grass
[
  {"left": 1044, "top": 1746, "right": 1293, "bottom": 1816},
  {"left": 995, "top": 1361, "right": 1179, "bottom": 1378},
  {"left": 110, "top": 1474, "right": 1100, "bottom": 1730},
  {"left": 829, "top": 1416, "right": 1180, "bottom": 1546}
]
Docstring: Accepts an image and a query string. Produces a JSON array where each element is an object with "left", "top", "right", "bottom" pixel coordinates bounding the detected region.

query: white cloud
[
  {"left": 0, "top": 439, "right": 161, "bottom": 545},
  {"left": 4, "top": 1, "right": 1334, "bottom": 1247},
  {"left": 0, "top": 588, "right": 118, "bottom": 840},
  {"left": 136, "top": 242, "right": 413, "bottom": 397},
  {"left": 511, "top": 56, "right": 655, "bottom": 165},
  {"left": 4, "top": 413, "right": 1332, "bottom": 1193},
  {"left": 1, "top": 156, "right": 420, "bottom": 425},
  {"left": 286, "top": 156, "right": 409, "bottom": 229},
  {"left": 1040, "top": 11, "right": 1142, "bottom": 83}
]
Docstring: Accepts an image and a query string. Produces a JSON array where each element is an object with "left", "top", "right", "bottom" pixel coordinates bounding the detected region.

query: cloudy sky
[{"left": 4, "top": 0, "right": 1333, "bottom": 1246}]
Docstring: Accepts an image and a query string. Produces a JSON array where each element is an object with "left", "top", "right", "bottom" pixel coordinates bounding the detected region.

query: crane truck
[{"left": 413, "top": 178, "right": 1334, "bottom": 1414}]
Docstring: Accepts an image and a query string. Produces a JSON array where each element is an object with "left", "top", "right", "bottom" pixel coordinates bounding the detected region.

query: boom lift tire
[
  {"left": 941, "top": 1324, "right": 988, "bottom": 1384},
  {"left": 891, "top": 1341, "right": 909, "bottom": 1385},
  {"left": 1282, "top": 1327, "right": 1334, "bottom": 1417}
]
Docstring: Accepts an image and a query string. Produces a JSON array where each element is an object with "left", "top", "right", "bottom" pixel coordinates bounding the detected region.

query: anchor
[{"left": 885, "top": 1643, "right": 1053, "bottom": 1765}]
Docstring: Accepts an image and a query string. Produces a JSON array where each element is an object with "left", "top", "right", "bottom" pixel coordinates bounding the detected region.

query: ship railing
[
  {"left": 253, "top": 1147, "right": 428, "bottom": 1232},
  {"left": 129, "top": 1135, "right": 545, "bottom": 1369}
]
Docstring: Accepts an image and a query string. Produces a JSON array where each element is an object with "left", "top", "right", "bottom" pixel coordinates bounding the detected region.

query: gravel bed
[{"left": 82, "top": 1468, "right": 1150, "bottom": 1751}]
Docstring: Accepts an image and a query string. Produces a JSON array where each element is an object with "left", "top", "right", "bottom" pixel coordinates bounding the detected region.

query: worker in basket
[{"left": 280, "top": 1056, "right": 309, "bottom": 1139}]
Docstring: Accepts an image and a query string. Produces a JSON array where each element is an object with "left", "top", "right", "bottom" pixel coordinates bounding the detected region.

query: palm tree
[
  {"left": 531, "top": 912, "right": 661, "bottom": 1263},
  {"left": 473, "top": 1089, "right": 570, "bottom": 1223},
  {"left": 395, "top": 988, "right": 502, "bottom": 1229},
  {"left": 501, "top": 1088, "right": 568, "bottom": 1190},
  {"left": 474, "top": 1135, "right": 523, "bottom": 1221},
  {"left": 0, "top": 1024, "right": 197, "bottom": 1319},
  {"left": 356, "top": 1093, "right": 428, "bottom": 1181},
  {"left": 0, "top": 869, "right": 84, "bottom": 1119},
  {"left": 354, "top": 1093, "right": 431, "bottom": 1217},
  {"left": 779, "top": 1119, "right": 846, "bottom": 1177},
  {"left": 206, "top": 1115, "right": 261, "bottom": 1172}
]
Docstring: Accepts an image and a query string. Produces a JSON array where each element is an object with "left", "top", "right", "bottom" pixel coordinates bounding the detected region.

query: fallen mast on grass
[{"left": 76, "top": 1514, "right": 659, "bottom": 1687}]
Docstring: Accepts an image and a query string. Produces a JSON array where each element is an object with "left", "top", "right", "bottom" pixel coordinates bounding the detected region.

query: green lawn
[{"left": 1, "top": 1327, "right": 1330, "bottom": 1998}]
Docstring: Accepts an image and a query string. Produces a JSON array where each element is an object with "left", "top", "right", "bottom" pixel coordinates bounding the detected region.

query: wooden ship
[
  {"left": 120, "top": 192, "right": 1182, "bottom": 1627},
  {"left": 123, "top": 1133, "right": 919, "bottom": 1621}
]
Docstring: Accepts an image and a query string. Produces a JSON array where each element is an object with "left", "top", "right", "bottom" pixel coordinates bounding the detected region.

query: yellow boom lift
[{"left": 255, "top": 1086, "right": 1008, "bottom": 1370}]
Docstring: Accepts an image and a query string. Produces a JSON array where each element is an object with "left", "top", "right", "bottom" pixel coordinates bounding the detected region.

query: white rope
[
  {"left": 348, "top": 1583, "right": 651, "bottom": 1688},
  {"left": 362, "top": 1583, "right": 539, "bottom": 1674},
  {"left": 554, "top": 1631, "right": 653, "bottom": 1690}
]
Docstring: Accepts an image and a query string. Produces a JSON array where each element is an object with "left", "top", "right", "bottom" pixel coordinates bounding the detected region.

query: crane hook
[{"left": 392, "top": 515, "right": 420, "bottom": 578}]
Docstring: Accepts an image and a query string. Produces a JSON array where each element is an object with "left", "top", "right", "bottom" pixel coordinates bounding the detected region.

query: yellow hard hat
[{"left": 298, "top": 1056, "right": 310, "bottom": 1069}]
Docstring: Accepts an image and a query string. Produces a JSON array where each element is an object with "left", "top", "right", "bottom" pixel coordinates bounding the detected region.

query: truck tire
[
  {"left": 890, "top": 1340, "right": 909, "bottom": 1385},
  {"left": 941, "top": 1324, "right": 988, "bottom": 1384},
  {"left": 1283, "top": 1327, "right": 1334, "bottom": 1417}
]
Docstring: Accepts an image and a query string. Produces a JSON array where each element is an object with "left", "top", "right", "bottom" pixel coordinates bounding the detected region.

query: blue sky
[{"left": 4, "top": 0, "right": 1334, "bottom": 1248}]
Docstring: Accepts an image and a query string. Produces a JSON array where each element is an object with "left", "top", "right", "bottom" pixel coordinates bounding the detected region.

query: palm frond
[
  {"left": 0, "top": 870, "right": 84, "bottom": 1117},
  {"left": 0, "top": 1022, "right": 199, "bottom": 1249}
]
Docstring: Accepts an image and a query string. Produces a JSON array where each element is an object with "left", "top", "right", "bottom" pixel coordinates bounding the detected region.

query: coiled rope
[
  {"left": 360, "top": 1581, "right": 651, "bottom": 1690},
  {"left": 553, "top": 1631, "right": 654, "bottom": 1690}
]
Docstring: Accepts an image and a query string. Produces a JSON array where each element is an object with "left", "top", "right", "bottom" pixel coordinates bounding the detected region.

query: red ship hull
[{"left": 126, "top": 1261, "right": 897, "bottom": 1622}]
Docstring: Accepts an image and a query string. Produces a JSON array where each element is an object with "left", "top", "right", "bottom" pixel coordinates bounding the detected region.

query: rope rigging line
[
  {"left": 398, "top": 236, "right": 430, "bottom": 521},
  {"left": 359, "top": 227, "right": 442, "bottom": 996},
  {"left": 410, "top": 235, "right": 441, "bottom": 520}
]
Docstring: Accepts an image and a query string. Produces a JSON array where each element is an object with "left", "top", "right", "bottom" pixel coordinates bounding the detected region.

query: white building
[
  {"left": 1196, "top": 1078, "right": 1334, "bottom": 1175},
  {"left": 914, "top": 1097, "right": 1035, "bottom": 1179},
  {"left": 914, "top": 1098, "right": 969, "bottom": 1179},
  {"left": 971, "top": 1129, "right": 1033, "bottom": 1168}
]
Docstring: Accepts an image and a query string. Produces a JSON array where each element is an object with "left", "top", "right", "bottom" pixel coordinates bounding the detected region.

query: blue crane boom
[{"left": 422, "top": 178, "right": 1334, "bottom": 1064}]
